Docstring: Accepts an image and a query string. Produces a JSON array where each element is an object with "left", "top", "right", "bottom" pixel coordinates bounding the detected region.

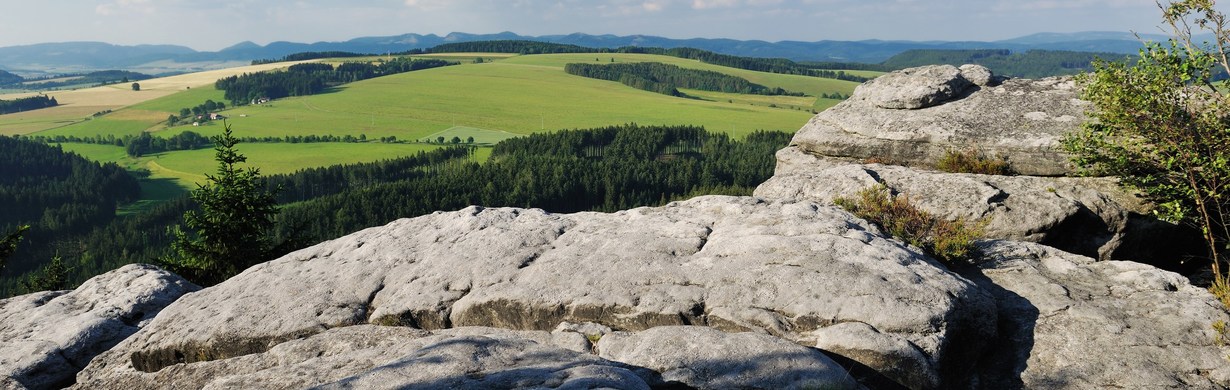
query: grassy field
[
  {"left": 61, "top": 142, "right": 481, "bottom": 201},
  {"left": 18, "top": 52, "right": 872, "bottom": 209},
  {"left": 0, "top": 61, "right": 315, "bottom": 135},
  {"left": 500, "top": 53, "right": 867, "bottom": 109}
]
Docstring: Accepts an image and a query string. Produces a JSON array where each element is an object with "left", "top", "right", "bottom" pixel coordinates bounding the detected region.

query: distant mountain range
[{"left": 0, "top": 31, "right": 1169, "bottom": 76}]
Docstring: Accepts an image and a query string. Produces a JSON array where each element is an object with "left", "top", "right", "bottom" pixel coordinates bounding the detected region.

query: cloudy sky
[{"left": 0, "top": 1, "right": 1193, "bottom": 51}]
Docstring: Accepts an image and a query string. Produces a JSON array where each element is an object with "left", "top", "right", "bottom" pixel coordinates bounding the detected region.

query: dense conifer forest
[
  {"left": 0, "top": 137, "right": 140, "bottom": 286},
  {"left": 0, "top": 95, "right": 58, "bottom": 115},
  {"left": 215, "top": 58, "right": 455, "bottom": 104},
  {"left": 564, "top": 62, "right": 804, "bottom": 97},
  {"left": 0, "top": 125, "right": 789, "bottom": 296},
  {"left": 0, "top": 70, "right": 22, "bottom": 85},
  {"left": 429, "top": 40, "right": 873, "bottom": 82}
]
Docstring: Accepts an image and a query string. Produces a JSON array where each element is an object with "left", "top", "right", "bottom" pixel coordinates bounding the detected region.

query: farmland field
[
  {"left": 60, "top": 141, "right": 481, "bottom": 210},
  {"left": 0, "top": 61, "right": 316, "bottom": 135},
  {"left": 500, "top": 53, "right": 867, "bottom": 109},
  {"left": 11, "top": 52, "right": 871, "bottom": 206}
]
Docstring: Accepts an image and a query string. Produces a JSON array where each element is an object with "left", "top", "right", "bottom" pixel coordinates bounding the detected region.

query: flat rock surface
[
  {"left": 964, "top": 240, "right": 1230, "bottom": 389},
  {"left": 597, "top": 325, "right": 859, "bottom": 390},
  {"left": 73, "top": 325, "right": 648, "bottom": 390},
  {"left": 0, "top": 264, "right": 198, "bottom": 390},
  {"left": 791, "top": 65, "right": 1087, "bottom": 176},
  {"left": 75, "top": 196, "right": 996, "bottom": 389}
]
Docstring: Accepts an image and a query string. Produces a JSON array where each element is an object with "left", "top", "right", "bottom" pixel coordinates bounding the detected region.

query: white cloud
[
  {"left": 643, "top": 1, "right": 667, "bottom": 12},
  {"left": 95, "top": 0, "right": 157, "bottom": 16},
  {"left": 404, "top": 0, "right": 451, "bottom": 11},
  {"left": 692, "top": 0, "right": 738, "bottom": 9}
]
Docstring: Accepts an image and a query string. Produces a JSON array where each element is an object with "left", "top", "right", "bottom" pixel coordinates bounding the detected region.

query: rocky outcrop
[
  {"left": 74, "top": 324, "right": 859, "bottom": 390},
  {"left": 9, "top": 64, "right": 1222, "bottom": 390},
  {"left": 965, "top": 240, "right": 1230, "bottom": 388},
  {"left": 0, "top": 264, "right": 198, "bottom": 389},
  {"left": 597, "top": 326, "right": 858, "bottom": 389},
  {"left": 74, "top": 325, "right": 647, "bottom": 389},
  {"left": 75, "top": 196, "right": 995, "bottom": 389},
  {"left": 757, "top": 147, "right": 1204, "bottom": 267},
  {"left": 791, "top": 64, "right": 1087, "bottom": 176}
]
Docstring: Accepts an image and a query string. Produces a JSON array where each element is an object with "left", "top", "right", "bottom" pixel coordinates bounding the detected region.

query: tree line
[
  {"left": 166, "top": 99, "right": 226, "bottom": 126},
  {"left": 272, "top": 124, "right": 790, "bottom": 242},
  {"left": 24, "top": 131, "right": 375, "bottom": 157},
  {"left": 0, "top": 125, "right": 790, "bottom": 296},
  {"left": 251, "top": 51, "right": 370, "bottom": 65},
  {"left": 0, "top": 95, "right": 58, "bottom": 115},
  {"left": 0, "top": 70, "right": 22, "bottom": 85},
  {"left": 215, "top": 58, "right": 456, "bottom": 105},
  {"left": 426, "top": 40, "right": 872, "bottom": 82},
  {"left": 564, "top": 62, "right": 805, "bottom": 97},
  {"left": 624, "top": 47, "right": 873, "bottom": 82},
  {"left": 881, "top": 49, "right": 1134, "bottom": 78},
  {"left": 10, "top": 70, "right": 152, "bottom": 90},
  {"left": 0, "top": 136, "right": 140, "bottom": 292}
]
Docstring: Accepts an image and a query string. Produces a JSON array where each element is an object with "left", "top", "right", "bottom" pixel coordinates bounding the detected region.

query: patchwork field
[
  {"left": 0, "top": 61, "right": 315, "bottom": 135},
  {"left": 499, "top": 53, "right": 868, "bottom": 108},
  {"left": 11, "top": 52, "right": 874, "bottom": 208}
]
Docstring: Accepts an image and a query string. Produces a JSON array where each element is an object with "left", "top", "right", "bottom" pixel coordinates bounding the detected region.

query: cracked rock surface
[
  {"left": 74, "top": 195, "right": 994, "bottom": 389},
  {"left": 0, "top": 264, "right": 198, "bottom": 389},
  {"left": 74, "top": 325, "right": 649, "bottom": 390},
  {"left": 791, "top": 64, "right": 1087, "bottom": 176},
  {"left": 963, "top": 241, "right": 1230, "bottom": 389},
  {"left": 756, "top": 149, "right": 1201, "bottom": 265}
]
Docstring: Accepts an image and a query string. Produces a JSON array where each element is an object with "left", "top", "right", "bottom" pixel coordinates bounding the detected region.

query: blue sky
[{"left": 0, "top": 1, "right": 1192, "bottom": 51}]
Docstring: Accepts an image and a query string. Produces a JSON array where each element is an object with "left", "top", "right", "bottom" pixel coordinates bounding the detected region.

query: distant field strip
[{"left": 0, "top": 61, "right": 317, "bottom": 135}]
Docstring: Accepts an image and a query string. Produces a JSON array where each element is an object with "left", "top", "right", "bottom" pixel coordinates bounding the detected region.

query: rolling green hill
[{"left": 21, "top": 51, "right": 861, "bottom": 212}]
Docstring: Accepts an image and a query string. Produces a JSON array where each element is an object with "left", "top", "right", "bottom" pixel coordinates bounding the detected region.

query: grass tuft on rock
[
  {"left": 835, "top": 185, "right": 985, "bottom": 267},
  {"left": 935, "top": 149, "right": 1012, "bottom": 175}
]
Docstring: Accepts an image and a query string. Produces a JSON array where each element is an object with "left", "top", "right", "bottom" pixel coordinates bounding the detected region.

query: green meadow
[
  {"left": 500, "top": 53, "right": 868, "bottom": 109},
  {"left": 61, "top": 142, "right": 479, "bottom": 206},
  {"left": 168, "top": 59, "right": 814, "bottom": 140},
  {"left": 26, "top": 52, "right": 876, "bottom": 208}
]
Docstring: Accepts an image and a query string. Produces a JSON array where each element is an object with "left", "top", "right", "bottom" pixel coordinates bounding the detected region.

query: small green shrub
[
  {"left": 935, "top": 149, "right": 1012, "bottom": 175},
  {"left": 835, "top": 185, "right": 985, "bottom": 266}
]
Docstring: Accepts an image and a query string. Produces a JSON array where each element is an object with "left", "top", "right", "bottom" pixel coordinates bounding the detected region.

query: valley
[{"left": 10, "top": 52, "right": 854, "bottom": 203}]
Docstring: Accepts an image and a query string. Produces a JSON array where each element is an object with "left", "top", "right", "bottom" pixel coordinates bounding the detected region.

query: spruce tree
[
  {"left": 164, "top": 122, "right": 280, "bottom": 285},
  {"left": 0, "top": 225, "right": 29, "bottom": 273}
]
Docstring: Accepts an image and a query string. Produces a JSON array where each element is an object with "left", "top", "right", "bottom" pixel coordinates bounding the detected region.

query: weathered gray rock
[
  {"left": 0, "top": 264, "right": 197, "bottom": 390},
  {"left": 959, "top": 64, "right": 995, "bottom": 87},
  {"left": 755, "top": 150, "right": 1201, "bottom": 265},
  {"left": 76, "top": 196, "right": 996, "bottom": 389},
  {"left": 598, "top": 326, "right": 859, "bottom": 390},
  {"left": 963, "top": 241, "right": 1230, "bottom": 389},
  {"left": 792, "top": 65, "right": 1088, "bottom": 176},
  {"left": 73, "top": 325, "right": 648, "bottom": 390},
  {"left": 315, "top": 328, "right": 648, "bottom": 390},
  {"left": 855, "top": 64, "right": 974, "bottom": 109}
]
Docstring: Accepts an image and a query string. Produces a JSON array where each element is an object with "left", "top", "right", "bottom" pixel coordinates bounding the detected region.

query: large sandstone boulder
[
  {"left": 0, "top": 264, "right": 198, "bottom": 389},
  {"left": 75, "top": 196, "right": 996, "bottom": 389},
  {"left": 964, "top": 241, "right": 1230, "bottom": 389},
  {"left": 792, "top": 64, "right": 1087, "bottom": 176},
  {"left": 854, "top": 64, "right": 976, "bottom": 110},
  {"left": 756, "top": 147, "right": 1203, "bottom": 267}
]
